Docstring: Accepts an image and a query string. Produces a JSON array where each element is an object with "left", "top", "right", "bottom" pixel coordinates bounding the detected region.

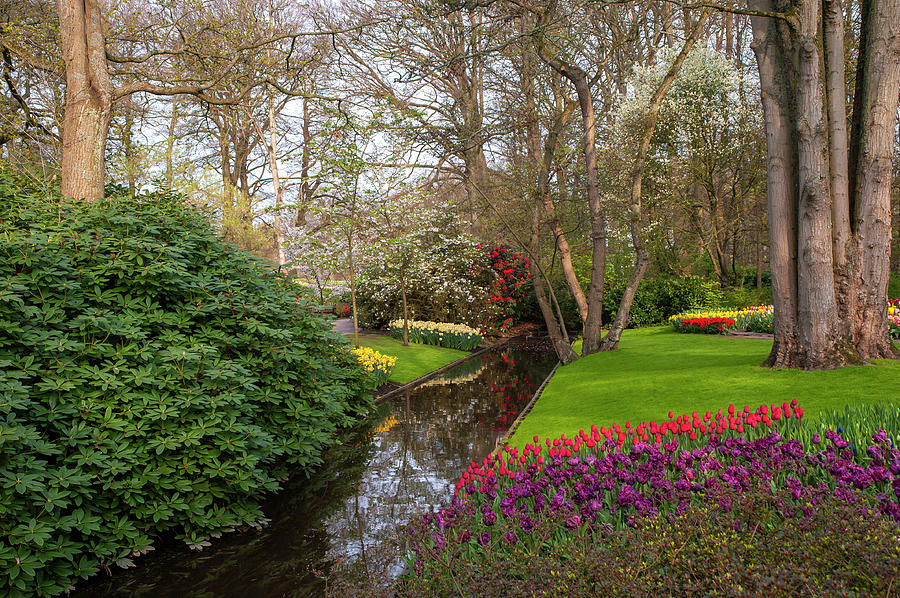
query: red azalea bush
[
  {"left": 672, "top": 316, "right": 735, "bottom": 334},
  {"left": 482, "top": 243, "right": 532, "bottom": 331}
]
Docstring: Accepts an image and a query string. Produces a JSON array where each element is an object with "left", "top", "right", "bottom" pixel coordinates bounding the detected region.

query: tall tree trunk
[
  {"left": 600, "top": 9, "right": 710, "bottom": 351},
  {"left": 533, "top": 12, "right": 606, "bottom": 355},
  {"left": 457, "top": 25, "right": 488, "bottom": 233},
  {"left": 750, "top": 0, "right": 900, "bottom": 368},
  {"left": 750, "top": 2, "right": 802, "bottom": 367},
  {"left": 794, "top": 0, "right": 846, "bottom": 367},
  {"left": 57, "top": 0, "right": 112, "bottom": 200},
  {"left": 569, "top": 70, "right": 607, "bottom": 355},
  {"left": 849, "top": 0, "right": 900, "bottom": 359}
]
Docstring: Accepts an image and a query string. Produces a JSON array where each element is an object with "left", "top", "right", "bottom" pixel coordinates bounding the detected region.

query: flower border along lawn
[
  {"left": 354, "top": 334, "right": 468, "bottom": 384},
  {"left": 508, "top": 326, "right": 900, "bottom": 447}
]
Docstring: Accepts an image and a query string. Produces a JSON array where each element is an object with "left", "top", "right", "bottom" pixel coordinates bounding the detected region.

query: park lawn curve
[
  {"left": 508, "top": 326, "right": 900, "bottom": 447},
  {"left": 353, "top": 334, "right": 468, "bottom": 384}
]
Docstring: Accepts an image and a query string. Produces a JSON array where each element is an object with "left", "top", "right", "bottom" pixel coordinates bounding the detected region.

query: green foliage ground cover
[
  {"left": 508, "top": 327, "right": 900, "bottom": 447},
  {"left": 353, "top": 335, "right": 466, "bottom": 384},
  {"left": 0, "top": 179, "right": 372, "bottom": 597}
]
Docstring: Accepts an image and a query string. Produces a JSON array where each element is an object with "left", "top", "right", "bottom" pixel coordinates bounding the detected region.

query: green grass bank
[
  {"left": 353, "top": 334, "right": 468, "bottom": 384},
  {"left": 508, "top": 327, "right": 900, "bottom": 446}
]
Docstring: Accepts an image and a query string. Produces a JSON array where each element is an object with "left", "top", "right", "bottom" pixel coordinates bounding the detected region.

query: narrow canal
[{"left": 72, "top": 337, "right": 558, "bottom": 597}]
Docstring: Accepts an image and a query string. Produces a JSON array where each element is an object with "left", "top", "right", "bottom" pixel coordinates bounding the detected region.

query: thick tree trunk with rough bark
[
  {"left": 824, "top": 0, "right": 855, "bottom": 335},
  {"left": 749, "top": 0, "right": 900, "bottom": 369},
  {"left": 793, "top": 0, "right": 845, "bottom": 366},
  {"left": 750, "top": 4, "right": 802, "bottom": 366},
  {"left": 57, "top": 0, "right": 112, "bottom": 200},
  {"left": 849, "top": 0, "right": 900, "bottom": 359}
]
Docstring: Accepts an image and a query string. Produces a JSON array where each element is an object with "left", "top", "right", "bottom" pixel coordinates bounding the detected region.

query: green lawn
[
  {"left": 509, "top": 326, "right": 900, "bottom": 446},
  {"left": 352, "top": 334, "right": 468, "bottom": 384}
]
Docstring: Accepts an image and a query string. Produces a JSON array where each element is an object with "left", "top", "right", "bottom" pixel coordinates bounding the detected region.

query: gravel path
[
  {"left": 726, "top": 330, "right": 774, "bottom": 340},
  {"left": 332, "top": 318, "right": 358, "bottom": 334}
]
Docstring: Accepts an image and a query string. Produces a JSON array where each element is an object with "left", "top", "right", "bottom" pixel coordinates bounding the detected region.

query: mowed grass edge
[
  {"left": 353, "top": 334, "right": 468, "bottom": 384},
  {"left": 508, "top": 326, "right": 900, "bottom": 446}
]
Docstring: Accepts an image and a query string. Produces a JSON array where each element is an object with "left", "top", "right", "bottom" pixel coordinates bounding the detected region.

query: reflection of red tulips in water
[{"left": 476, "top": 352, "right": 535, "bottom": 431}]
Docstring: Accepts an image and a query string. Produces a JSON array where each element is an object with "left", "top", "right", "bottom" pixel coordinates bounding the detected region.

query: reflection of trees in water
[
  {"left": 417, "top": 356, "right": 486, "bottom": 388},
  {"left": 326, "top": 342, "right": 557, "bottom": 582}
]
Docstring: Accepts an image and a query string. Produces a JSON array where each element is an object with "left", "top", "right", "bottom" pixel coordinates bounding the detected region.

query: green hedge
[
  {"left": 603, "top": 275, "right": 724, "bottom": 327},
  {"left": 0, "top": 178, "right": 372, "bottom": 596},
  {"left": 517, "top": 275, "right": 728, "bottom": 329}
]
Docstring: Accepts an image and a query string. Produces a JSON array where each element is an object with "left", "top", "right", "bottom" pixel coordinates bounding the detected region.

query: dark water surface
[{"left": 72, "top": 337, "right": 557, "bottom": 598}]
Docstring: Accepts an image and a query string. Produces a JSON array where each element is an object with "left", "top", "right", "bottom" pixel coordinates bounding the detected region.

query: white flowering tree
[
  {"left": 365, "top": 185, "right": 444, "bottom": 345},
  {"left": 616, "top": 47, "right": 765, "bottom": 284}
]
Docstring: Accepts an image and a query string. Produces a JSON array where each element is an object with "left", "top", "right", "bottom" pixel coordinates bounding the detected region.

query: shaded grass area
[
  {"left": 352, "top": 334, "right": 467, "bottom": 384},
  {"left": 509, "top": 327, "right": 900, "bottom": 446}
]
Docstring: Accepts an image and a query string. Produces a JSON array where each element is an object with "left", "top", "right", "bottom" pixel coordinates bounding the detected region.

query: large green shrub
[{"left": 0, "top": 179, "right": 372, "bottom": 596}]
